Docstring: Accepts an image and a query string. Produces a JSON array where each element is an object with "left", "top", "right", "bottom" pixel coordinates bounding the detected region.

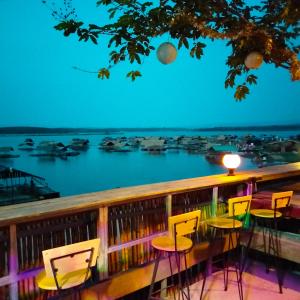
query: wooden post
[
  {"left": 97, "top": 207, "right": 109, "bottom": 280},
  {"left": 237, "top": 184, "right": 244, "bottom": 196},
  {"left": 166, "top": 194, "right": 172, "bottom": 218},
  {"left": 160, "top": 194, "right": 172, "bottom": 299},
  {"left": 246, "top": 180, "right": 253, "bottom": 195},
  {"left": 9, "top": 224, "right": 19, "bottom": 300},
  {"left": 207, "top": 187, "right": 219, "bottom": 276},
  {"left": 211, "top": 187, "right": 218, "bottom": 217}
]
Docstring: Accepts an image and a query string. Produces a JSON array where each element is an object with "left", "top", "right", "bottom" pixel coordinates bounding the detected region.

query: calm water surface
[{"left": 0, "top": 130, "right": 298, "bottom": 197}]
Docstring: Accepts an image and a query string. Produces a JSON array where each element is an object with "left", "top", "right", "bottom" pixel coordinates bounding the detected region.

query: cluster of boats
[
  {"left": 1, "top": 134, "right": 300, "bottom": 167},
  {"left": 0, "top": 138, "right": 89, "bottom": 159},
  {"left": 99, "top": 134, "right": 300, "bottom": 167}
]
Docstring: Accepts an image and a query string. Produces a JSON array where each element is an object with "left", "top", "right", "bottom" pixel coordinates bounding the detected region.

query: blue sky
[{"left": 0, "top": 0, "right": 299, "bottom": 128}]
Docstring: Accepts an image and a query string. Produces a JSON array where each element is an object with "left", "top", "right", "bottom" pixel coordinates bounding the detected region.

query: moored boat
[{"left": 0, "top": 146, "right": 20, "bottom": 158}]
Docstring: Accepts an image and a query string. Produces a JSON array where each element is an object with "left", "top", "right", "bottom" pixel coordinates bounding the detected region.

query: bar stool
[
  {"left": 148, "top": 210, "right": 201, "bottom": 300},
  {"left": 36, "top": 238, "right": 100, "bottom": 299},
  {"left": 200, "top": 195, "right": 252, "bottom": 300},
  {"left": 248, "top": 191, "right": 293, "bottom": 293}
]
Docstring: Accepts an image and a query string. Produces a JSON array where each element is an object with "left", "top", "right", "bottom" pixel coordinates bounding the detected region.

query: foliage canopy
[{"left": 44, "top": 0, "right": 300, "bottom": 100}]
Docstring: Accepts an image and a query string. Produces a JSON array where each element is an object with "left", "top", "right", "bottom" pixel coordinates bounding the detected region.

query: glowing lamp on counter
[{"left": 223, "top": 154, "right": 241, "bottom": 176}]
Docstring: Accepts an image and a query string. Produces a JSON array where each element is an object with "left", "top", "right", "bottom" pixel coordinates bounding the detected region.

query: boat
[
  {"left": 0, "top": 146, "right": 20, "bottom": 158},
  {"left": 0, "top": 165, "right": 60, "bottom": 206},
  {"left": 205, "top": 145, "right": 238, "bottom": 165},
  {"left": 69, "top": 138, "right": 89, "bottom": 151},
  {"left": 205, "top": 151, "right": 230, "bottom": 164},
  {"left": 18, "top": 138, "right": 35, "bottom": 150},
  {"left": 31, "top": 141, "right": 80, "bottom": 158}
]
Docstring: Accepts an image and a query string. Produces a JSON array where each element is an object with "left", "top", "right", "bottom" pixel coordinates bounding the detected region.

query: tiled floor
[{"left": 187, "top": 261, "right": 300, "bottom": 300}]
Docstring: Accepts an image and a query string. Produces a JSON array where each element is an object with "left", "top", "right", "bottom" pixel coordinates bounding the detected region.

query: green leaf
[
  {"left": 98, "top": 68, "right": 110, "bottom": 79},
  {"left": 182, "top": 38, "right": 189, "bottom": 49},
  {"left": 90, "top": 35, "right": 98, "bottom": 45},
  {"left": 195, "top": 46, "right": 203, "bottom": 59},
  {"left": 178, "top": 38, "right": 183, "bottom": 50},
  {"left": 246, "top": 74, "right": 258, "bottom": 85},
  {"left": 97, "top": 0, "right": 112, "bottom": 6},
  {"left": 126, "top": 70, "right": 142, "bottom": 81},
  {"left": 134, "top": 54, "right": 141, "bottom": 64},
  {"left": 234, "top": 85, "right": 249, "bottom": 101}
]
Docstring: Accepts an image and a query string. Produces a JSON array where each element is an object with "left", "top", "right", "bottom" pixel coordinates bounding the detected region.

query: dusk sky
[{"left": 0, "top": 0, "right": 299, "bottom": 128}]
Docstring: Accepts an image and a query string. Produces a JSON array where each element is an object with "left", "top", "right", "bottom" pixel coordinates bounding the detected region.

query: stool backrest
[
  {"left": 42, "top": 238, "right": 100, "bottom": 278},
  {"left": 228, "top": 195, "right": 252, "bottom": 218},
  {"left": 168, "top": 210, "right": 201, "bottom": 239},
  {"left": 272, "top": 191, "right": 293, "bottom": 210}
]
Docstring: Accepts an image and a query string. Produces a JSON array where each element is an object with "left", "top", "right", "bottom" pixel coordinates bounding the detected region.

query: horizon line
[{"left": 0, "top": 124, "right": 300, "bottom": 131}]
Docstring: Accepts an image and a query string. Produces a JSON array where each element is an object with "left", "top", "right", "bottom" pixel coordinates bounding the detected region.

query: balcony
[{"left": 0, "top": 163, "right": 300, "bottom": 299}]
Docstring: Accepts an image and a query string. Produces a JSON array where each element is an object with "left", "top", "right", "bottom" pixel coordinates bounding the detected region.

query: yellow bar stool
[
  {"left": 200, "top": 195, "right": 252, "bottom": 300},
  {"left": 148, "top": 210, "right": 201, "bottom": 300},
  {"left": 248, "top": 191, "right": 293, "bottom": 293},
  {"left": 36, "top": 238, "right": 100, "bottom": 299}
]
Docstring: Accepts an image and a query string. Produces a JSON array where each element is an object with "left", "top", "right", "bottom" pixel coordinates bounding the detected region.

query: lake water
[{"left": 0, "top": 130, "right": 298, "bottom": 197}]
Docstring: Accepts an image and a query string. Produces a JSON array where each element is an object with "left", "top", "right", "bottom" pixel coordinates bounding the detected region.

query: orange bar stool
[
  {"left": 148, "top": 210, "right": 201, "bottom": 300},
  {"left": 36, "top": 238, "right": 100, "bottom": 300},
  {"left": 200, "top": 195, "right": 252, "bottom": 300},
  {"left": 248, "top": 191, "right": 293, "bottom": 293}
]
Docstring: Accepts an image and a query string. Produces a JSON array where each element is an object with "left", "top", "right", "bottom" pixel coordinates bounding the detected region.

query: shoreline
[{"left": 0, "top": 124, "right": 300, "bottom": 135}]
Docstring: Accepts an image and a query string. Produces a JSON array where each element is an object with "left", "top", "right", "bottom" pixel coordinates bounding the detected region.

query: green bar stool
[
  {"left": 248, "top": 191, "right": 293, "bottom": 293},
  {"left": 148, "top": 210, "right": 201, "bottom": 300},
  {"left": 200, "top": 195, "right": 252, "bottom": 300}
]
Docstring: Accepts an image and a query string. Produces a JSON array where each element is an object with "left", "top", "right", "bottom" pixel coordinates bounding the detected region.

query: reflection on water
[{"left": 0, "top": 130, "right": 298, "bottom": 197}]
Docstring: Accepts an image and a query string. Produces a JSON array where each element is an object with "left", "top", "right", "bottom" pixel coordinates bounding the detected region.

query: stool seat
[
  {"left": 151, "top": 235, "right": 193, "bottom": 252},
  {"left": 206, "top": 217, "right": 243, "bottom": 229},
  {"left": 36, "top": 269, "right": 91, "bottom": 290},
  {"left": 250, "top": 209, "right": 282, "bottom": 218}
]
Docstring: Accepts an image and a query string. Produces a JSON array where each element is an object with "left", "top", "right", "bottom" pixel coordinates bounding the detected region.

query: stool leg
[
  {"left": 42, "top": 290, "right": 48, "bottom": 300},
  {"left": 264, "top": 218, "right": 283, "bottom": 294},
  {"left": 148, "top": 250, "right": 161, "bottom": 300},
  {"left": 224, "top": 230, "right": 234, "bottom": 291},
  {"left": 200, "top": 227, "right": 216, "bottom": 300},
  {"left": 235, "top": 229, "right": 244, "bottom": 300},
  {"left": 168, "top": 252, "right": 177, "bottom": 300},
  {"left": 183, "top": 252, "right": 191, "bottom": 300},
  {"left": 235, "top": 267, "right": 243, "bottom": 300},
  {"left": 199, "top": 260, "right": 207, "bottom": 300},
  {"left": 241, "top": 215, "right": 255, "bottom": 274},
  {"left": 175, "top": 252, "right": 184, "bottom": 300},
  {"left": 273, "top": 218, "right": 283, "bottom": 294},
  {"left": 262, "top": 219, "right": 270, "bottom": 273}
]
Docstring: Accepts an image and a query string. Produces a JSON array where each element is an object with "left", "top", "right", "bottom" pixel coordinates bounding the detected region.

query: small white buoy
[{"left": 157, "top": 42, "right": 177, "bottom": 64}]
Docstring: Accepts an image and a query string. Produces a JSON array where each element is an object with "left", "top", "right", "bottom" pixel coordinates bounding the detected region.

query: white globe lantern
[
  {"left": 223, "top": 154, "right": 241, "bottom": 176},
  {"left": 244, "top": 52, "right": 263, "bottom": 69},
  {"left": 157, "top": 42, "right": 177, "bottom": 64}
]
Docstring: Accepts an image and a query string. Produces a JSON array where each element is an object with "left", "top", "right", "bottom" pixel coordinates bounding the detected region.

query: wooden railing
[{"left": 0, "top": 162, "right": 300, "bottom": 300}]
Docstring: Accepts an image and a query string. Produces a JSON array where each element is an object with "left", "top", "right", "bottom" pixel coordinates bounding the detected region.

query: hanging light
[
  {"left": 223, "top": 154, "right": 241, "bottom": 176},
  {"left": 157, "top": 42, "right": 177, "bottom": 64},
  {"left": 244, "top": 52, "right": 263, "bottom": 69}
]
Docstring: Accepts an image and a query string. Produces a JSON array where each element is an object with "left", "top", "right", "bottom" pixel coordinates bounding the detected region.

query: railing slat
[
  {"left": 9, "top": 224, "right": 18, "bottom": 300},
  {"left": 98, "top": 207, "right": 109, "bottom": 280}
]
